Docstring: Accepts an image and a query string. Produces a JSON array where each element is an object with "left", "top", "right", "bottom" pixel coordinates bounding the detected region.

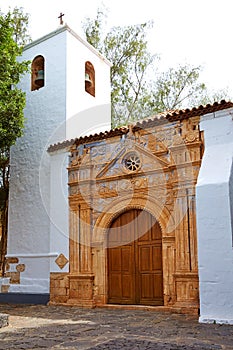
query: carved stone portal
[{"left": 50, "top": 116, "right": 203, "bottom": 313}]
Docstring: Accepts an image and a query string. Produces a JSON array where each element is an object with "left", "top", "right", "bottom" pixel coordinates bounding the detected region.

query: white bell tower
[{"left": 3, "top": 25, "right": 111, "bottom": 303}]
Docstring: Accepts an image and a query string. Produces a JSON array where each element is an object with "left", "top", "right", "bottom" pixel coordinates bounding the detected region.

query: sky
[{"left": 1, "top": 0, "right": 233, "bottom": 97}]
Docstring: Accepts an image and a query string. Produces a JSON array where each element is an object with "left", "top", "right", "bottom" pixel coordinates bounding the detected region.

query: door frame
[
  {"left": 92, "top": 194, "right": 174, "bottom": 306},
  {"left": 107, "top": 208, "right": 163, "bottom": 305}
]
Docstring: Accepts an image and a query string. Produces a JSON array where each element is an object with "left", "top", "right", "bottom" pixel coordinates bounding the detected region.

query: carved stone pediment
[{"left": 96, "top": 142, "right": 170, "bottom": 180}]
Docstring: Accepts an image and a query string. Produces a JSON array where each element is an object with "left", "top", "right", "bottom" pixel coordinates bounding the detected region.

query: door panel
[
  {"left": 152, "top": 246, "right": 163, "bottom": 270},
  {"left": 108, "top": 209, "right": 163, "bottom": 306},
  {"left": 109, "top": 274, "right": 121, "bottom": 297},
  {"left": 138, "top": 246, "right": 150, "bottom": 271},
  {"left": 108, "top": 245, "right": 134, "bottom": 304}
]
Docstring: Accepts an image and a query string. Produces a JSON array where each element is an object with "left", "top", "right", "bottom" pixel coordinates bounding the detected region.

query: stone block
[
  {"left": 1, "top": 285, "right": 10, "bottom": 293},
  {"left": 5, "top": 271, "right": 20, "bottom": 284},
  {"left": 6, "top": 257, "right": 19, "bottom": 264},
  {"left": 0, "top": 314, "right": 9, "bottom": 328},
  {"left": 55, "top": 287, "right": 67, "bottom": 296}
]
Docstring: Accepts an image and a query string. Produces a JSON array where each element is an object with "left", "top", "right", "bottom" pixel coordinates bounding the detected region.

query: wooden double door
[{"left": 108, "top": 209, "right": 163, "bottom": 306}]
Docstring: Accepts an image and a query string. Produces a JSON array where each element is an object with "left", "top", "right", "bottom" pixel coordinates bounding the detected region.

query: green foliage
[
  {"left": 0, "top": 8, "right": 30, "bottom": 274},
  {"left": 9, "top": 7, "right": 31, "bottom": 46},
  {"left": 192, "top": 87, "right": 231, "bottom": 107},
  {"left": 149, "top": 65, "right": 207, "bottom": 112},
  {"left": 149, "top": 64, "right": 230, "bottom": 114},
  {"left": 104, "top": 22, "right": 155, "bottom": 127},
  {"left": 0, "top": 9, "right": 30, "bottom": 187},
  {"left": 0, "top": 12, "right": 29, "bottom": 151},
  {"left": 83, "top": 7, "right": 107, "bottom": 52}
]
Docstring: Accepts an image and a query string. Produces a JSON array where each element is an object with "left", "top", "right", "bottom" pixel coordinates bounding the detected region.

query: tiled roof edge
[
  {"left": 47, "top": 139, "right": 76, "bottom": 153},
  {"left": 48, "top": 100, "right": 233, "bottom": 152},
  {"left": 165, "top": 100, "right": 233, "bottom": 122},
  {"left": 47, "top": 128, "right": 129, "bottom": 152}
]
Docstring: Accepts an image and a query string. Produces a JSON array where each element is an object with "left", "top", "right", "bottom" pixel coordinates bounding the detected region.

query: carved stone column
[{"left": 68, "top": 197, "right": 94, "bottom": 307}]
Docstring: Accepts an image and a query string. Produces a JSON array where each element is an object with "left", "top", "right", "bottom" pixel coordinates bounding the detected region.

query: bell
[
  {"left": 35, "top": 70, "right": 44, "bottom": 87},
  {"left": 85, "top": 73, "right": 92, "bottom": 85}
]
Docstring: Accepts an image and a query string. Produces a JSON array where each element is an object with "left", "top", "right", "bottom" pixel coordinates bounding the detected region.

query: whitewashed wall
[
  {"left": 196, "top": 108, "right": 233, "bottom": 324},
  {"left": 7, "top": 26, "right": 111, "bottom": 297},
  {"left": 49, "top": 149, "right": 69, "bottom": 273},
  {"left": 66, "top": 28, "right": 111, "bottom": 139},
  {"left": 7, "top": 29, "right": 67, "bottom": 294}
]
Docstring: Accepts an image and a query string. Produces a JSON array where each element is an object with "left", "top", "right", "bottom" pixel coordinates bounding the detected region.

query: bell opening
[
  {"left": 35, "top": 70, "right": 44, "bottom": 88},
  {"left": 85, "top": 73, "right": 92, "bottom": 86}
]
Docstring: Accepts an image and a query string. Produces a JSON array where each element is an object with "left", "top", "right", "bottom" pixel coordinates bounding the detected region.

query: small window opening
[
  {"left": 85, "top": 61, "right": 95, "bottom": 97},
  {"left": 31, "top": 55, "right": 45, "bottom": 91},
  {"left": 123, "top": 152, "right": 141, "bottom": 172}
]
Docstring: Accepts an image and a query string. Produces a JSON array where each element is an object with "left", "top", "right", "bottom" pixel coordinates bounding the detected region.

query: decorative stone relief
[
  {"left": 4, "top": 258, "right": 24, "bottom": 284},
  {"left": 6, "top": 257, "right": 18, "bottom": 264},
  {"left": 5, "top": 271, "right": 20, "bottom": 284},
  {"left": 97, "top": 183, "right": 118, "bottom": 198},
  {"left": 147, "top": 134, "right": 168, "bottom": 153},
  {"left": 185, "top": 131, "right": 198, "bottom": 143},
  {"left": 118, "top": 179, "right": 133, "bottom": 192},
  {"left": 69, "top": 185, "right": 79, "bottom": 196},
  {"left": 65, "top": 114, "right": 203, "bottom": 312},
  {"left": 90, "top": 144, "right": 110, "bottom": 164},
  {"left": 4, "top": 262, "right": 10, "bottom": 271},
  {"left": 16, "top": 264, "right": 25, "bottom": 272},
  {"left": 172, "top": 133, "right": 184, "bottom": 146},
  {"left": 55, "top": 253, "right": 69, "bottom": 270},
  {"left": 0, "top": 278, "right": 10, "bottom": 293},
  {"left": 131, "top": 177, "right": 148, "bottom": 190},
  {"left": 71, "top": 156, "right": 82, "bottom": 167}
]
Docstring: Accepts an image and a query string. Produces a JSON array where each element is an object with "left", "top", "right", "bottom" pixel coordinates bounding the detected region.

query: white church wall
[
  {"left": 49, "top": 149, "right": 69, "bottom": 273},
  {"left": 230, "top": 163, "right": 233, "bottom": 239},
  {"left": 66, "top": 30, "right": 112, "bottom": 139},
  {"left": 7, "top": 29, "right": 68, "bottom": 295},
  {"left": 6, "top": 256, "right": 51, "bottom": 294},
  {"left": 196, "top": 108, "right": 233, "bottom": 324},
  {"left": 6, "top": 26, "right": 112, "bottom": 299}
]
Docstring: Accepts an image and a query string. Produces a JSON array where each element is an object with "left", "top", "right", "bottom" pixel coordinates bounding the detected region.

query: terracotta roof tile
[{"left": 48, "top": 100, "right": 233, "bottom": 152}]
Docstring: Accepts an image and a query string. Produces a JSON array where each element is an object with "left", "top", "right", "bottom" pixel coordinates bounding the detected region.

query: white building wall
[
  {"left": 7, "top": 30, "right": 67, "bottom": 294},
  {"left": 66, "top": 28, "right": 111, "bottom": 139},
  {"left": 48, "top": 29, "right": 112, "bottom": 276},
  {"left": 196, "top": 108, "right": 233, "bottom": 324},
  {"left": 6, "top": 26, "right": 111, "bottom": 297},
  {"left": 49, "top": 149, "right": 69, "bottom": 273}
]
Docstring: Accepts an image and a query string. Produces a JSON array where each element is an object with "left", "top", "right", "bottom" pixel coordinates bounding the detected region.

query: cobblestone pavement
[{"left": 0, "top": 304, "right": 232, "bottom": 350}]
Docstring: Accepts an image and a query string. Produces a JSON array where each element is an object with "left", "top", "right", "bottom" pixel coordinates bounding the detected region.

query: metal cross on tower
[{"left": 58, "top": 12, "right": 65, "bottom": 25}]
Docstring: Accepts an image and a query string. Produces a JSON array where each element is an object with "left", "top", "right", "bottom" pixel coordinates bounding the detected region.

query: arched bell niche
[
  {"left": 85, "top": 61, "right": 95, "bottom": 97},
  {"left": 31, "top": 55, "right": 45, "bottom": 91}
]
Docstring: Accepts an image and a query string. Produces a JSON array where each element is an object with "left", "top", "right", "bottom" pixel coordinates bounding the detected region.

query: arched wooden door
[{"left": 107, "top": 209, "right": 163, "bottom": 306}]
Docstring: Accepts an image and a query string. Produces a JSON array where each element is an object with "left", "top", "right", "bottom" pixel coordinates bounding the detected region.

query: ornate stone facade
[{"left": 50, "top": 114, "right": 204, "bottom": 313}]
